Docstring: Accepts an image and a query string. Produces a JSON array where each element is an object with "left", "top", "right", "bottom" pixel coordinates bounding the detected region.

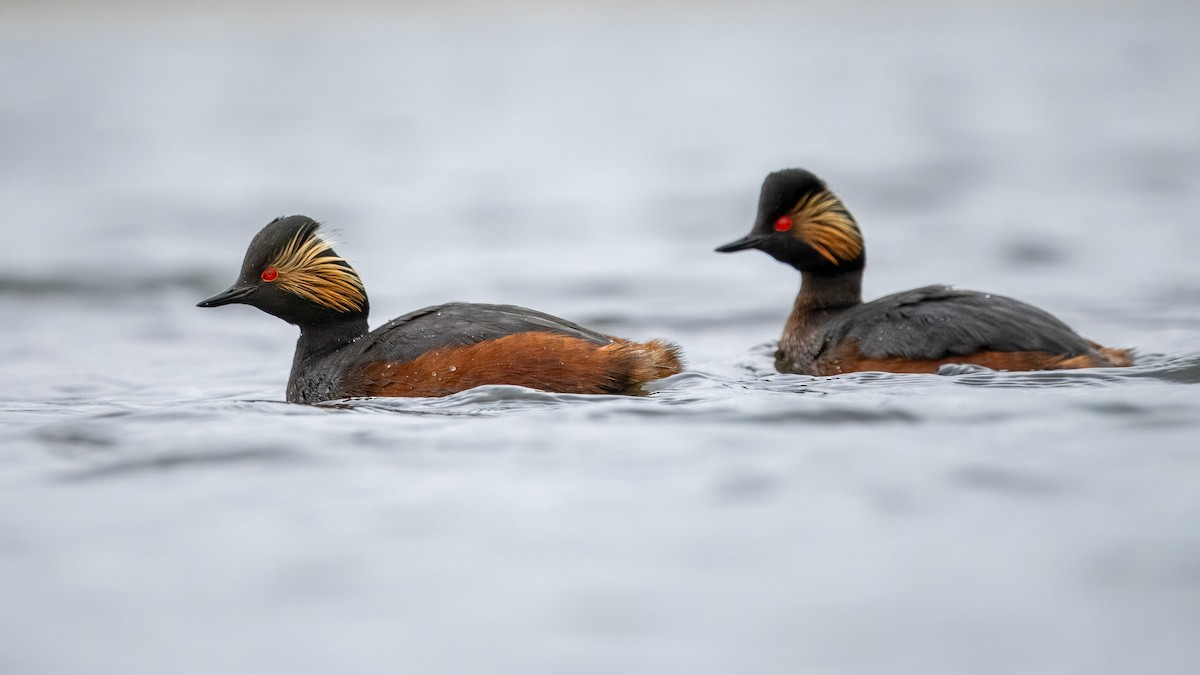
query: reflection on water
[{"left": 2, "top": 2, "right": 1200, "bottom": 674}]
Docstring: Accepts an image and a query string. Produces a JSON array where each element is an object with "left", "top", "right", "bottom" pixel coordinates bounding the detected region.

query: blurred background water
[{"left": 2, "top": 1, "right": 1199, "bottom": 673}]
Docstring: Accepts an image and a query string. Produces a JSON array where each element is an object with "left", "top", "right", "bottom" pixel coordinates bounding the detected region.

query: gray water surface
[{"left": 2, "top": 2, "right": 1200, "bottom": 674}]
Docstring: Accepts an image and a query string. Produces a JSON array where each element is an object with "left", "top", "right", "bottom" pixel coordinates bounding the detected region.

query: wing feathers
[{"left": 836, "top": 287, "right": 1097, "bottom": 361}]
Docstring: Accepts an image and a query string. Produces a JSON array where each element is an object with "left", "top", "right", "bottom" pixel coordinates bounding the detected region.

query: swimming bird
[
  {"left": 199, "top": 216, "right": 683, "bottom": 402},
  {"left": 716, "top": 168, "right": 1133, "bottom": 375}
]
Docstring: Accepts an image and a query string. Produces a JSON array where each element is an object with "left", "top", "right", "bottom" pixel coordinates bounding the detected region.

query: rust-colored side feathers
[{"left": 349, "top": 332, "right": 683, "bottom": 398}]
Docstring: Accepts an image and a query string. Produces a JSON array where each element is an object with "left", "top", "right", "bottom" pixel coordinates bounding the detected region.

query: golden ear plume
[
  {"left": 269, "top": 230, "right": 367, "bottom": 312},
  {"left": 791, "top": 190, "right": 863, "bottom": 265}
]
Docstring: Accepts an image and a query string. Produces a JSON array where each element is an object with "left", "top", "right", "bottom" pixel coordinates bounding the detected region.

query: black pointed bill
[
  {"left": 197, "top": 284, "right": 256, "bottom": 308},
  {"left": 715, "top": 233, "right": 770, "bottom": 253}
]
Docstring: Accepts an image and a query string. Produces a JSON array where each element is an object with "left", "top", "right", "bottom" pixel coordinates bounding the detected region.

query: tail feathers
[
  {"left": 602, "top": 338, "right": 685, "bottom": 393},
  {"left": 1019, "top": 342, "right": 1135, "bottom": 371},
  {"left": 1093, "top": 345, "right": 1135, "bottom": 368}
]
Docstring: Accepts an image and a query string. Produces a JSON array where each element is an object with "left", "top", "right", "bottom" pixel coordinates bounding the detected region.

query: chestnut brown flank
[
  {"left": 817, "top": 342, "right": 1134, "bottom": 375},
  {"left": 349, "top": 332, "right": 683, "bottom": 397}
]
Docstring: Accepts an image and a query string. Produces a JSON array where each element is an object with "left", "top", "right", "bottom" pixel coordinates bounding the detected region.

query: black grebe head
[
  {"left": 716, "top": 168, "right": 864, "bottom": 274},
  {"left": 198, "top": 215, "right": 369, "bottom": 326}
]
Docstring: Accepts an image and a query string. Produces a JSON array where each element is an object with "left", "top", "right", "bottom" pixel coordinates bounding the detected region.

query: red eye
[
  {"left": 774, "top": 216, "right": 793, "bottom": 232},
  {"left": 261, "top": 267, "right": 278, "bottom": 282}
]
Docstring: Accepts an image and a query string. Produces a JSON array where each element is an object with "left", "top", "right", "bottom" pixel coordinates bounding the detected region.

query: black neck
[
  {"left": 796, "top": 268, "right": 864, "bottom": 312},
  {"left": 294, "top": 317, "right": 370, "bottom": 363}
]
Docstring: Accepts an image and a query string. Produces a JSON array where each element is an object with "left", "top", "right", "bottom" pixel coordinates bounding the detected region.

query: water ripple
[
  {"left": 56, "top": 447, "right": 303, "bottom": 483},
  {"left": 0, "top": 271, "right": 219, "bottom": 298}
]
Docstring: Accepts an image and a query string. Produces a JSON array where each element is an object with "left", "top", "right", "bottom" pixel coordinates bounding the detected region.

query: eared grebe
[
  {"left": 715, "top": 169, "right": 1133, "bottom": 375},
  {"left": 199, "top": 216, "right": 683, "bottom": 402}
]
